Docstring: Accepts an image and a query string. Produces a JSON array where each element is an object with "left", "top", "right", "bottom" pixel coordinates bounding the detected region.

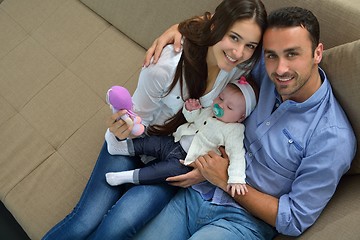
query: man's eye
[
  {"left": 287, "top": 52, "right": 298, "bottom": 58},
  {"left": 266, "top": 54, "right": 277, "bottom": 59}
]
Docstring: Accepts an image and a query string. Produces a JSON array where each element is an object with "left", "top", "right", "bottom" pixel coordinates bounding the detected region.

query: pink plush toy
[{"left": 106, "top": 86, "right": 145, "bottom": 136}]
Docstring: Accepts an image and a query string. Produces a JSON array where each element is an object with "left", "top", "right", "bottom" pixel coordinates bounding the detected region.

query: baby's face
[{"left": 212, "top": 85, "right": 246, "bottom": 123}]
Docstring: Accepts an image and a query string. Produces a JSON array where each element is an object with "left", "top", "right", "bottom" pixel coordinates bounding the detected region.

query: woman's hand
[
  {"left": 166, "top": 161, "right": 205, "bottom": 188},
  {"left": 143, "top": 24, "right": 182, "bottom": 67},
  {"left": 106, "top": 110, "right": 133, "bottom": 139},
  {"left": 194, "top": 148, "right": 229, "bottom": 191}
]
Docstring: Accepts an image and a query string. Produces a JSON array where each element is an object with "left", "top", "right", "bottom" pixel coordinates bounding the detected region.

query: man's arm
[
  {"left": 194, "top": 149, "right": 279, "bottom": 227},
  {"left": 143, "top": 24, "right": 181, "bottom": 67},
  {"left": 143, "top": 12, "right": 215, "bottom": 67},
  {"left": 233, "top": 183, "right": 278, "bottom": 226}
]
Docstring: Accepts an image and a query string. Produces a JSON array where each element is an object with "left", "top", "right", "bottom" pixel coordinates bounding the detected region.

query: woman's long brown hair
[{"left": 147, "top": 0, "right": 267, "bottom": 136}]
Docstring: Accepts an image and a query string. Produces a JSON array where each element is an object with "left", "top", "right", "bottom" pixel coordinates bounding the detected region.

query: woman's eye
[
  {"left": 230, "top": 35, "right": 239, "bottom": 42},
  {"left": 247, "top": 44, "right": 256, "bottom": 50}
]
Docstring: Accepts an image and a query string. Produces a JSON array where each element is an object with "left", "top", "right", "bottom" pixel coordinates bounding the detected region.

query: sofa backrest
[
  {"left": 80, "top": 0, "right": 360, "bottom": 174},
  {"left": 80, "top": 0, "right": 222, "bottom": 50},
  {"left": 80, "top": 0, "right": 360, "bottom": 50},
  {"left": 320, "top": 40, "right": 360, "bottom": 174}
]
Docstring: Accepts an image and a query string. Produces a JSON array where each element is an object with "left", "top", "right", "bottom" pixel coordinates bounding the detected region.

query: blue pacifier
[{"left": 213, "top": 103, "right": 224, "bottom": 117}]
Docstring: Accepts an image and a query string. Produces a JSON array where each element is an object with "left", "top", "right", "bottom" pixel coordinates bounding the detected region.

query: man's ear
[{"left": 314, "top": 43, "right": 323, "bottom": 64}]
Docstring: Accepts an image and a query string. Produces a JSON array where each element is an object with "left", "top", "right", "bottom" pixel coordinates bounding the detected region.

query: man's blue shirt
[
  {"left": 246, "top": 57, "right": 356, "bottom": 235},
  {"left": 193, "top": 57, "right": 356, "bottom": 236}
]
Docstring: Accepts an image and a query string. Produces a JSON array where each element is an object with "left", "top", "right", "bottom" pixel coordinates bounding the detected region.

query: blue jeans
[
  {"left": 134, "top": 188, "right": 278, "bottom": 240},
  {"left": 42, "top": 142, "right": 177, "bottom": 240}
]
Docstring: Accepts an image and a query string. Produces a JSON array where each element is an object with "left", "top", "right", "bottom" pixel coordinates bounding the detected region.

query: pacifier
[{"left": 213, "top": 103, "right": 224, "bottom": 117}]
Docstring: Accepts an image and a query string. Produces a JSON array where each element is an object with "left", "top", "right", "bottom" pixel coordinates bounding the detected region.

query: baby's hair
[{"left": 229, "top": 82, "right": 244, "bottom": 92}]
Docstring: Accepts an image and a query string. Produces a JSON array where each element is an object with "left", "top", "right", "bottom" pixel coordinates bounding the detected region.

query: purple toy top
[{"left": 107, "top": 86, "right": 133, "bottom": 112}]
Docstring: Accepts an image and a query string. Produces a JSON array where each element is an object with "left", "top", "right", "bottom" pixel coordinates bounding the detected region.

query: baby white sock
[
  {"left": 105, "top": 128, "right": 130, "bottom": 155},
  {"left": 106, "top": 170, "right": 134, "bottom": 186}
]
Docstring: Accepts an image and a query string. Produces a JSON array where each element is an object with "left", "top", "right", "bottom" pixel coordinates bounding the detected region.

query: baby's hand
[
  {"left": 227, "top": 183, "right": 248, "bottom": 197},
  {"left": 185, "top": 99, "right": 202, "bottom": 111}
]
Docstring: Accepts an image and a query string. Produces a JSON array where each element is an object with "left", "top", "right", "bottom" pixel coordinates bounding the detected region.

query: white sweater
[{"left": 174, "top": 107, "right": 246, "bottom": 184}]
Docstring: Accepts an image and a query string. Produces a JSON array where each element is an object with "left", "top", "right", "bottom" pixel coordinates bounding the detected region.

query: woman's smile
[{"left": 224, "top": 51, "right": 238, "bottom": 63}]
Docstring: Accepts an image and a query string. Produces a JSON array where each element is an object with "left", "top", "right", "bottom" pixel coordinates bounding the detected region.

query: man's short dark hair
[{"left": 268, "top": 7, "right": 320, "bottom": 52}]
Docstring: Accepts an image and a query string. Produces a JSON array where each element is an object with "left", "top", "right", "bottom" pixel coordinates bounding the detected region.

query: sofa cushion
[
  {"left": 320, "top": 39, "right": 360, "bottom": 174},
  {"left": 80, "top": 0, "right": 222, "bottom": 49}
]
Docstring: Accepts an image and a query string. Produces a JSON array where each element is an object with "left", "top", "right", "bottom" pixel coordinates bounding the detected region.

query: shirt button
[
  {"left": 266, "top": 121, "right": 270, "bottom": 126},
  {"left": 204, "top": 121, "right": 207, "bottom": 125},
  {"left": 176, "top": 96, "right": 180, "bottom": 99},
  {"left": 248, "top": 153, "right": 253, "bottom": 157},
  {"left": 288, "top": 139, "right": 294, "bottom": 144},
  {"left": 195, "top": 130, "right": 199, "bottom": 133}
]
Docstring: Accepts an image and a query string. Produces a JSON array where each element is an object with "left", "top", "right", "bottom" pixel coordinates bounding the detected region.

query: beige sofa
[{"left": 0, "top": 0, "right": 359, "bottom": 239}]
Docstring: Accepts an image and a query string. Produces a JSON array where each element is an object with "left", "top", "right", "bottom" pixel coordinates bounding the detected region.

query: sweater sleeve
[
  {"left": 182, "top": 105, "right": 202, "bottom": 123},
  {"left": 224, "top": 124, "right": 246, "bottom": 184}
]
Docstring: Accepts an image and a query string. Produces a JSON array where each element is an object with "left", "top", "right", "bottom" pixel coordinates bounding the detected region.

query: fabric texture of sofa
[{"left": 0, "top": 0, "right": 359, "bottom": 239}]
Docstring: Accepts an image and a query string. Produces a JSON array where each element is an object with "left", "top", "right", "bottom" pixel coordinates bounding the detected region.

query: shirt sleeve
[
  {"left": 276, "top": 126, "right": 356, "bottom": 236},
  {"left": 224, "top": 124, "right": 246, "bottom": 184},
  {"left": 132, "top": 56, "right": 176, "bottom": 126}
]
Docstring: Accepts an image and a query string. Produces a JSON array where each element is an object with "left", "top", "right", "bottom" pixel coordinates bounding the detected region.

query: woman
[{"left": 42, "top": 0, "right": 267, "bottom": 239}]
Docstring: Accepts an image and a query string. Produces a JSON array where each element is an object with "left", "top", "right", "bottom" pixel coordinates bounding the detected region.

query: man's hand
[
  {"left": 196, "top": 148, "right": 278, "bottom": 227},
  {"left": 143, "top": 24, "right": 182, "bottom": 67},
  {"left": 194, "top": 148, "right": 229, "bottom": 191},
  {"left": 166, "top": 161, "right": 205, "bottom": 188}
]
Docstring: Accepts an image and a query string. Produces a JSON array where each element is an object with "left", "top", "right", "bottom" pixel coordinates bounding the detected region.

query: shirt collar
[{"left": 273, "top": 67, "right": 329, "bottom": 109}]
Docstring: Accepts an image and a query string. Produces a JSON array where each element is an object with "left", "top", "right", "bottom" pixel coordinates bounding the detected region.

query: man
[{"left": 138, "top": 7, "right": 356, "bottom": 238}]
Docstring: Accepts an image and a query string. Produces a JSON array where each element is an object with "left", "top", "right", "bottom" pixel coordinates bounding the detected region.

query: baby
[{"left": 105, "top": 76, "right": 256, "bottom": 197}]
